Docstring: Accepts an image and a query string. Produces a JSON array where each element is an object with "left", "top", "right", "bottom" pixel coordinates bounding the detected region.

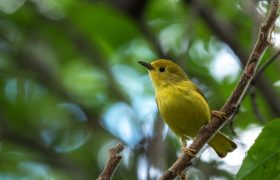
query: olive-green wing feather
[{"left": 193, "top": 85, "right": 208, "bottom": 102}]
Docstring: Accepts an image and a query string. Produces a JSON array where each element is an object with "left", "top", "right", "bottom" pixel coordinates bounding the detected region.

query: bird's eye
[{"left": 159, "top": 66, "right": 165, "bottom": 72}]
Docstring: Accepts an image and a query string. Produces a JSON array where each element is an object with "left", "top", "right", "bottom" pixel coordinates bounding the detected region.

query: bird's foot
[
  {"left": 181, "top": 147, "right": 197, "bottom": 157},
  {"left": 211, "top": 110, "right": 227, "bottom": 121}
]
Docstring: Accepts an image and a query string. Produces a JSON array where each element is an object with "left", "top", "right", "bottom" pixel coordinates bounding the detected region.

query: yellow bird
[{"left": 138, "top": 59, "right": 236, "bottom": 158}]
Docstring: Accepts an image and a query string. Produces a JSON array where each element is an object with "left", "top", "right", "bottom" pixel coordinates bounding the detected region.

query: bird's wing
[{"left": 193, "top": 85, "right": 208, "bottom": 103}]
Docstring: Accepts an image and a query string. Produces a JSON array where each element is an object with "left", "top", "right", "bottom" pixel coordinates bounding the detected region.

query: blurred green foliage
[{"left": 0, "top": 0, "right": 280, "bottom": 179}]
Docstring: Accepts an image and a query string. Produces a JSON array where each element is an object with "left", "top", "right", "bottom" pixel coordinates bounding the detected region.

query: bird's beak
[{"left": 138, "top": 61, "right": 154, "bottom": 70}]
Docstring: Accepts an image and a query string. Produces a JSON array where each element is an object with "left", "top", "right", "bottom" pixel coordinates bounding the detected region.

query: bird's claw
[
  {"left": 211, "top": 110, "right": 227, "bottom": 121},
  {"left": 182, "top": 147, "right": 197, "bottom": 157}
]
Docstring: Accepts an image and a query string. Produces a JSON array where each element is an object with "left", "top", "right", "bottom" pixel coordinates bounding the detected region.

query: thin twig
[
  {"left": 253, "top": 49, "right": 280, "bottom": 82},
  {"left": 244, "top": 49, "right": 280, "bottom": 120},
  {"left": 160, "top": 1, "right": 279, "bottom": 179},
  {"left": 97, "top": 143, "right": 124, "bottom": 180},
  {"left": 229, "top": 117, "right": 237, "bottom": 137},
  {"left": 249, "top": 87, "right": 266, "bottom": 124},
  {"left": 241, "top": 49, "right": 280, "bottom": 116}
]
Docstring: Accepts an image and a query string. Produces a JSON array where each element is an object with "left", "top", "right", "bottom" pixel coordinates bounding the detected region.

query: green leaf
[{"left": 236, "top": 120, "right": 280, "bottom": 180}]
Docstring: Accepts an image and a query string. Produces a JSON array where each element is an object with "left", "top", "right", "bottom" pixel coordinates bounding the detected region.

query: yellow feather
[
  {"left": 156, "top": 80, "right": 210, "bottom": 137},
  {"left": 139, "top": 59, "right": 237, "bottom": 158}
]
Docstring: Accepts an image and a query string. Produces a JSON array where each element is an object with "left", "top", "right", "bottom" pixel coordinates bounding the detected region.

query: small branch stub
[{"left": 97, "top": 143, "right": 124, "bottom": 180}]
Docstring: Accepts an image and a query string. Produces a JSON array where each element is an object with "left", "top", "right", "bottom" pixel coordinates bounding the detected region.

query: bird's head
[{"left": 138, "top": 59, "right": 189, "bottom": 89}]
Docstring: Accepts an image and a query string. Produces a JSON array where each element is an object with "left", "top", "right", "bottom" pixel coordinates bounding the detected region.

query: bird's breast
[{"left": 156, "top": 84, "right": 210, "bottom": 137}]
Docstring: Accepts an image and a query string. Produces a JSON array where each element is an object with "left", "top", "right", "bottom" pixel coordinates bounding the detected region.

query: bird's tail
[{"left": 208, "top": 131, "right": 237, "bottom": 158}]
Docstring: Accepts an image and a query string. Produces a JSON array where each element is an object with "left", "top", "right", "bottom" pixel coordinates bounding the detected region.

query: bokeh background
[{"left": 1, "top": 0, "right": 280, "bottom": 179}]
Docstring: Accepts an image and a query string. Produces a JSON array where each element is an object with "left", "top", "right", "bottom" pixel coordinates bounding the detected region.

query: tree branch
[
  {"left": 160, "top": 1, "right": 279, "bottom": 179},
  {"left": 246, "top": 49, "right": 280, "bottom": 122},
  {"left": 253, "top": 49, "right": 280, "bottom": 82},
  {"left": 249, "top": 87, "right": 266, "bottom": 123},
  {"left": 185, "top": 0, "right": 280, "bottom": 117},
  {"left": 97, "top": 143, "right": 124, "bottom": 180}
]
